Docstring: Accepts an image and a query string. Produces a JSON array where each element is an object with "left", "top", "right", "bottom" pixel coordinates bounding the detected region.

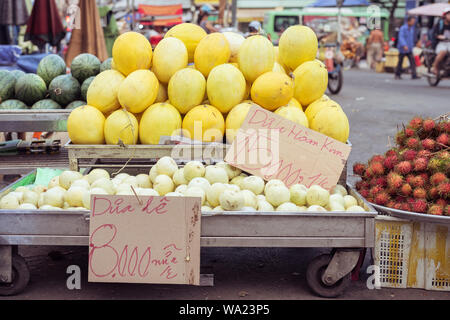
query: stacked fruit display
[
  {"left": 0, "top": 157, "right": 367, "bottom": 213},
  {"left": 353, "top": 116, "right": 449, "bottom": 216},
  {"left": 67, "top": 23, "right": 350, "bottom": 145},
  {"left": 0, "top": 54, "right": 112, "bottom": 110}
]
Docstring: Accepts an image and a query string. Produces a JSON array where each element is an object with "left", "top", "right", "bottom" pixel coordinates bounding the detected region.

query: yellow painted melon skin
[
  {"left": 274, "top": 106, "right": 309, "bottom": 127},
  {"left": 238, "top": 35, "right": 274, "bottom": 83},
  {"left": 164, "top": 23, "right": 207, "bottom": 63},
  {"left": 139, "top": 102, "right": 182, "bottom": 145},
  {"left": 182, "top": 104, "right": 225, "bottom": 143},
  {"left": 104, "top": 109, "right": 139, "bottom": 145},
  {"left": 305, "top": 97, "right": 341, "bottom": 123},
  {"left": 250, "top": 71, "right": 294, "bottom": 111},
  {"left": 168, "top": 68, "right": 206, "bottom": 114},
  {"left": 279, "top": 25, "right": 318, "bottom": 71},
  {"left": 194, "top": 33, "right": 231, "bottom": 78},
  {"left": 68, "top": 105, "right": 105, "bottom": 144},
  {"left": 207, "top": 64, "right": 246, "bottom": 114},
  {"left": 152, "top": 37, "right": 188, "bottom": 83},
  {"left": 118, "top": 70, "right": 159, "bottom": 114},
  {"left": 112, "top": 32, "right": 153, "bottom": 76},
  {"left": 225, "top": 101, "right": 256, "bottom": 144},
  {"left": 292, "top": 60, "right": 328, "bottom": 107},
  {"left": 87, "top": 70, "right": 125, "bottom": 114},
  {"left": 310, "top": 105, "right": 349, "bottom": 143}
]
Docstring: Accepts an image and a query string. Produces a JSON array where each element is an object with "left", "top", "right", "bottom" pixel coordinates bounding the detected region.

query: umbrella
[
  {"left": 0, "top": 0, "right": 29, "bottom": 26},
  {"left": 65, "top": 0, "right": 108, "bottom": 66},
  {"left": 308, "top": 0, "right": 370, "bottom": 7},
  {"left": 24, "top": 0, "right": 65, "bottom": 49},
  {"left": 408, "top": 3, "right": 450, "bottom": 17}
]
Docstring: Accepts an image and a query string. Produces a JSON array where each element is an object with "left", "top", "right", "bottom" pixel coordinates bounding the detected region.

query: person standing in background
[
  {"left": 366, "top": 27, "right": 384, "bottom": 70},
  {"left": 395, "top": 16, "right": 420, "bottom": 80},
  {"left": 197, "top": 4, "right": 218, "bottom": 34}
]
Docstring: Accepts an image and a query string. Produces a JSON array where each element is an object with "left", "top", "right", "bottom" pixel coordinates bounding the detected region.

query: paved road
[{"left": 2, "top": 69, "right": 450, "bottom": 300}]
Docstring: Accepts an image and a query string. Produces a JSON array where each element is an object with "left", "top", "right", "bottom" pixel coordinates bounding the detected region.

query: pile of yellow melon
[{"left": 67, "top": 23, "right": 350, "bottom": 145}]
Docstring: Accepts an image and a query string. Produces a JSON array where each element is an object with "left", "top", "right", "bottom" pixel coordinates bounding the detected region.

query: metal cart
[{"left": 0, "top": 169, "right": 376, "bottom": 298}]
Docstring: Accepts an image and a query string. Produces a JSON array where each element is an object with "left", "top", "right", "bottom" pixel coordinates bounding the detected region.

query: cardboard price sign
[
  {"left": 88, "top": 195, "right": 201, "bottom": 285},
  {"left": 225, "top": 105, "right": 351, "bottom": 190}
]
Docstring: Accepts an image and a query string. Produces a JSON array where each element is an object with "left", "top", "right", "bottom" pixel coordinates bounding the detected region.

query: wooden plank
[{"left": 0, "top": 245, "right": 12, "bottom": 283}]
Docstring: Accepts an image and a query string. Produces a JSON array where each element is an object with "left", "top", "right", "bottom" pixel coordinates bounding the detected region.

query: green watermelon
[
  {"left": 70, "top": 53, "right": 101, "bottom": 84},
  {"left": 0, "top": 99, "right": 28, "bottom": 109},
  {"left": 66, "top": 100, "right": 86, "bottom": 109},
  {"left": 37, "top": 54, "right": 67, "bottom": 86},
  {"left": 49, "top": 74, "right": 81, "bottom": 106},
  {"left": 31, "top": 99, "right": 61, "bottom": 110},
  {"left": 80, "top": 76, "right": 95, "bottom": 101},
  {"left": 0, "top": 71, "right": 17, "bottom": 103},
  {"left": 100, "top": 58, "right": 112, "bottom": 72},
  {"left": 10, "top": 70, "right": 26, "bottom": 80},
  {"left": 15, "top": 74, "right": 47, "bottom": 106}
]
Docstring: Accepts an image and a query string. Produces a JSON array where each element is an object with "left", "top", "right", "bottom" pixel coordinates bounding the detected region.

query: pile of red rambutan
[{"left": 353, "top": 116, "right": 449, "bottom": 216}]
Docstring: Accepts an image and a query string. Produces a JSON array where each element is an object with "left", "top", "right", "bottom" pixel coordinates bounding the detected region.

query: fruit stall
[{"left": 0, "top": 22, "right": 448, "bottom": 297}]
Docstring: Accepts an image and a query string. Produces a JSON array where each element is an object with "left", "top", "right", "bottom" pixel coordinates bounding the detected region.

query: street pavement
[{"left": 2, "top": 69, "right": 450, "bottom": 300}]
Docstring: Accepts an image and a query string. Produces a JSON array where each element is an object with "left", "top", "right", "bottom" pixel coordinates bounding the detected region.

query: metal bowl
[{"left": 370, "top": 202, "right": 450, "bottom": 225}]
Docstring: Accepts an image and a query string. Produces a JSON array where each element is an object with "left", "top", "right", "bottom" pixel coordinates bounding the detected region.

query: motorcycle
[
  {"left": 321, "top": 43, "right": 344, "bottom": 95},
  {"left": 422, "top": 46, "right": 450, "bottom": 87}
]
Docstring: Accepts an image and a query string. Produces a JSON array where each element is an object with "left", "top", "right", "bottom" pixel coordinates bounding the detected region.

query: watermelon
[
  {"left": 10, "top": 70, "right": 26, "bottom": 80},
  {"left": 0, "top": 71, "right": 17, "bottom": 103},
  {"left": 37, "top": 54, "right": 67, "bottom": 86},
  {"left": 49, "top": 74, "right": 81, "bottom": 106},
  {"left": 100, "top": 58, "right": 112, "bottom": 72},
  {"left": 15, "top": 74, "right": 47, "bottom": 106},
  {"left": 66, "top": 100, "right": 86, "bottom": 109},
  {"left": 81, "top": 76, "right": 95, "bottom": 101},
  {"left": 31, "top": 99, "right": 61, "bottom": 110},
  {"left": 0, "top": 99, "right": 28, "bottom": 109},
  {"left": 70, "top": 53, "right": 101, "bottom": 84}
]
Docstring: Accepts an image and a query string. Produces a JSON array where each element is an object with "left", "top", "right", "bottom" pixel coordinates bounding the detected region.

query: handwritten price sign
[
  {"left": 225, "top": 105, "right": 351, "bottom": 190},
  {"left": 88, "top": 195, "right": 201, "bottom": 285}
]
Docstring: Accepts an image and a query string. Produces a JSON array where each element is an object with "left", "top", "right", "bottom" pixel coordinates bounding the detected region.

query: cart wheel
[
  {"left": 0, "top": 254, "right": 30, "bottom": 296},
  {"left": 306, "top": 254, "right": 351, "bottom": 298}
]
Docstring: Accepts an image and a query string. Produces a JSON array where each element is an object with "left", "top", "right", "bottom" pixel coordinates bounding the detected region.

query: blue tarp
[
  {"left": 0, "top": 45, "right": 48, "bottom": 73},
  {"left": 308, "top": 0, "right": 370, "bottom": 7}
]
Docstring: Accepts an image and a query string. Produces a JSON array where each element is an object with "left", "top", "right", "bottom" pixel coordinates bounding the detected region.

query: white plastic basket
[{"left": 374, "top": 215, "right": 450, "bottom": 291}]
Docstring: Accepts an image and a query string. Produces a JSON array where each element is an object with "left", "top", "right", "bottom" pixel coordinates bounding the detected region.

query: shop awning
[{"left": 137, "top": 4, "right": 183, "bottom": 26}]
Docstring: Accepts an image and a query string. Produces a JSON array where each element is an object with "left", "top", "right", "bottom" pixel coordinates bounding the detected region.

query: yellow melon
[
  {"left": 139, "top": 102, "right": 182, "bottom": 145},
  {"left": 104, "top": 109, "right": 139, "bottom": 145},
  {"left": 225, "top": 101, "right": 257, "bottom": 143},
  {"left": 168, "top": 68, "right": 206, "bottom": 114},
  {"left": 222, "top": 32, "right": 245, "bottom": 63},
  {"left": 68, "top": 105, "right": 105, "bottom": 144},
  {"left": 164, "top": 23, "right": 207, "bottom": 63},
  {"left": 155, "top": 82, "right": 168, "bottom": 103},
  {"left": 250, "top": 72, "right": 294, "bottom": 111},
  {"left": 309, "top": 105, "right": 349, "bottom": 143},
  {"left": 243, "top": 82, "right": 251, "bottom": 100},
  {"left": 285, "top": 97, "right": 302, "bottom": 110},
  {"left": 293, "top": 60, "right": 328, "bottom": 107},
  {"left": 112, "top": 32, "right": 152, "bottom": 76},
  {"left": 272, "top": 61, "right": 286, "bottom": 74},
  {"left": 305, "top": 96, "right": 340, "bottom": 122},
  {"left": 207, "top": 64, "right": 246, "bottom": 114},
  {"left": 87, "top": 70, "right": 125, "bottom": 114},
  {"left": 238, "top": 35, "right": 274, "bottom": 83},
  {"left": 194, "top": 33, "right": 230, "bottom": 78},
  {"left": 152, "top": 37, "right": 188, "bottom": 83},
  {"left": 118, "top": 70, "right": 159, "bottom": 114},
  {"left": 274, "top": 106, "right": 309, "bottom": 127},
  {"left": 279, "top": 25, "right": 318, "bottom": 71},
  {"left": 182, "top": 104, "right": 225, "bottom": 142}
]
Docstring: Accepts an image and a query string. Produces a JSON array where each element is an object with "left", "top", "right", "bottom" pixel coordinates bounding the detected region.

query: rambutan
[
  {"left": 393, "top": 203, "right": 403, "bottom": 210},
  {"left": 430, "top": 172, "right": 448, "bottom": 186},
  {"left": 400, "top": 202, "right": 411, "bottom": 211},
  {"left": 411, "top": 175, "right": 426, "bottom": 188},
  {"left": 369, "top": 161, "right": 384, "bottom": 176},
  {"left": 413, "top": 187, "right": 427, "bottom": 199},
  {"left": 428, "top": 187, "right": 439, "bottom": 200},
  {"left": 355, "top": 180, "right": 369, "bottom": 191},
  {"left": 418, "top": 172, "right": 429, "bottom": 183},
  {"left": 405, "top": 138, "right": 420, "bottom": 150},
  {"left": 417, "top": 149, "right": 432, "bottom": 159},
  {"left": 422, "top": 119, "right": 436, "bottom": 132},
  {"left": 383, "top": 155, "right": 399, "bottom": 170},
  {"left": 405, "top": 174, "right": 415, "bottom": 185},
  {"left": 444, "top": 205, "right": 449, "bottom": 216},
  {"left": 374, "top": 192, "right": 390, "bottom": 206},
  {"left": 385, "top": 149, "right": 398, "bottom": 158},
  {"left": 409, "top": 117, "right": 423, "bottom": 130},
  {"left": 395, "top": 131, "right": 406, "bottom": 146},
  {"left": 401, "top": 149, "right": 417, "bottom": 161},
  {"left": 436, "top": 133, "right": 449, "bottom": 147},
  {"left": 421, "top": 138, "right": 436, "bottom": 151},
  {"left": 395, "top": 161, "right": 412, "bottom": 175},
  {"left": 359, "top": 188, "right": 370, "bottom": 198},
  {"left": 352, "top": 162, "right": 366, "bottom": 176},
  {"left": 400, "top": 183, "right": 412, "bottom": 197},
  {"left": 364, "top": 168, "right": 374, "bottom": 179},
  {"left": 373, "top": 176, "right": 387, "bottom": 188},
  {"left": 413, "top": 157, "right": 428, "bottom": 172},
  {"left": 412, "top": 199, "right": 427, "bottom": 213},
  {"left": 437, "top": 182, "right": 450, "bottom": 199},
  {"left": 369, "top": 186, "right": 383, "bottom": 197},
  {"left": 405, "top": 128, "right": 415, "bottom": 137},
  {"left": 387, "top": 172, "right": 403, "bottom": 189},
  {"left": 435, "top": 198, "right": 447, "bottom": 208},
  {"left": 427, "top": 156, "right": 447, "bottom": 173},
  {"left": 369, "top": 155, "right": 385, "bottom": 164},
  {"left": 386, "top": 200, "right": 396, "bottom": 208},
  {"left": 427, "top": 205, "right": 443, "bottom": 216}
]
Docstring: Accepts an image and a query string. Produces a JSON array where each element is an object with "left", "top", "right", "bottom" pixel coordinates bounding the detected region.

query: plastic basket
[{"left": 374, "top": 215, "right": 450, "bottom": 291}]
